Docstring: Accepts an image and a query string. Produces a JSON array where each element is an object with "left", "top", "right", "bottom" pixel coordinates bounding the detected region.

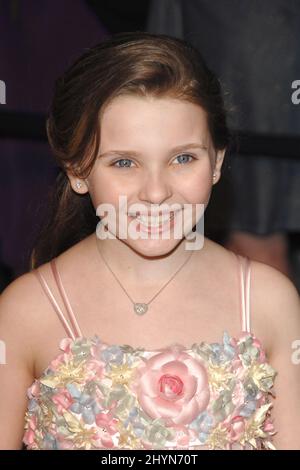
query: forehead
[{"left": 99, "top": 95, "right": 210, "bottom": 146}]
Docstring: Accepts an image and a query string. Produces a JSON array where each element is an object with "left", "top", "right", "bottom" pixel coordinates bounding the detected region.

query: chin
[{"left": 123, "top": 237, "right": 183, "bottom": 258}]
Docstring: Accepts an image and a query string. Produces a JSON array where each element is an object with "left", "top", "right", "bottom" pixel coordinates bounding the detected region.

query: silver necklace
[{"left": 95, "top": 237, "right": 194, "bottom": 315}]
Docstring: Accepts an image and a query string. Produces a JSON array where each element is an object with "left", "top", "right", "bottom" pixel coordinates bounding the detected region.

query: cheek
[
  {"left": 179, "top": 169, "right": 212, "bottom": 203},
  {"left": 88, "top": 175, "right": 125, "bottom": 208}
]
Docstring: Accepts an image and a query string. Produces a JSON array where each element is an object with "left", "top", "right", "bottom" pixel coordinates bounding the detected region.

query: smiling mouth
[{"left": 127, "top": 211, "right": 178, "bottom": 228}]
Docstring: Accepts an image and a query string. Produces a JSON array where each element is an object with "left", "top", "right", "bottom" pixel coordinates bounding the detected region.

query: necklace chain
[{"left": 95, "top": 235, "right": 194, "bottom": 313}]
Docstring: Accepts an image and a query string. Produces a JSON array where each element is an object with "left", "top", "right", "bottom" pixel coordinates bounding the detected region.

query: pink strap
[
  {"left": 50, "top": 259, "right": 83, "bottom": 338},
  {"left": 237, "top": 254, "right": 251, "bottom": 333},
  {"left": 33, "top": 259, "right": 83, "bottom": 340}
]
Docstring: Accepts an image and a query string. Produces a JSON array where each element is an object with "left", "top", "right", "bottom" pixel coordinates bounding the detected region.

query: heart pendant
[{"left": 134, "top": 303, "right": 148, "bottom": 315}]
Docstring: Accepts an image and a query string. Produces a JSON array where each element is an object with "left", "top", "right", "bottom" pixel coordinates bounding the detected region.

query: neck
[{"left": 94, "top": 233, "right": 201, "bottom": 285}]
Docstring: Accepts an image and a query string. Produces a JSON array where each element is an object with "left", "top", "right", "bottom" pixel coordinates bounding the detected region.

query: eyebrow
[{"left": 98, "top": 142, "right": 208, "bottom": 158}]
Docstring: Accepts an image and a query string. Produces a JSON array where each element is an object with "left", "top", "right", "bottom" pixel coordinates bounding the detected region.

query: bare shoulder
[
  {"left": 0, "top": 269, "right": 47, "bottom": 368},
  {"left": 0, "top": 269, "right": 60, "bottom": 449},
  {"left": 0, "top": 233, "right": 94, "bottom": 344},
  {"left": 0, "top": 269, "right": 42, "bottom": 327},
  {"left": 248, "top": 262, "right": 300, "bottom": 449},
  {"left": 204, "top": 241, "right": 300, "bottom": 356},
  {"left": 249, "top": 259, "right": 300, "bottom": 354},
  {"left": 250, "top": 258, "right": 300, "bottom": 320},
  {"left": 0, "top": 272, "right": 42, "bottom": 449}
]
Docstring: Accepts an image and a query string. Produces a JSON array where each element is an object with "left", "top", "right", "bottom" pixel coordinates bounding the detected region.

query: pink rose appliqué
[{"left": 131, "top": 346, "right": 210, "bottom": 426}]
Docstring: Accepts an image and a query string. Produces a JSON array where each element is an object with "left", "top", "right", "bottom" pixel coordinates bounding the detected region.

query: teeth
[{"left": 129, "top": 212, "right": 175, "bottom": 227}]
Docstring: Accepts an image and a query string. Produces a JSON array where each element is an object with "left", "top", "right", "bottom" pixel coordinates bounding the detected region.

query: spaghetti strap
[
  {"left": 33, "top": 259, "right": 83, "bottom": 340},
  {"left": 236, "top": 254, "right": 252, "bottom": 334},
  {"left": 50, "top": 259, "right": 83, "bottom": 338}
]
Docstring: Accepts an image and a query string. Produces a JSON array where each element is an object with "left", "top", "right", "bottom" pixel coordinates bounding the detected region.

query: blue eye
[
  {"left": 174, "top": 154, "right": 195, "bottom": 164},
  {"left": 112, "top": 159, "right": 134, "bottom": 168}
]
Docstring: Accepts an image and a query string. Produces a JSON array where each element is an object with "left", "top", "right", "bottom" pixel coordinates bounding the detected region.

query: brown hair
[{"left": 29, "top": 31, "right": 230, "bottom": 269}]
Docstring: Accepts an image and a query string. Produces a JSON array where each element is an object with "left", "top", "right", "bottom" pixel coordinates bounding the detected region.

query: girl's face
[{"left": 69, "top": 95, "right": 225, "bottom": 257}]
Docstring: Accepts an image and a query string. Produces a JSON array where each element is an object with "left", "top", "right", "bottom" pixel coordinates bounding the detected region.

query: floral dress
[{"left": 23, "top": 254, "right": 277, "bottom": 450}]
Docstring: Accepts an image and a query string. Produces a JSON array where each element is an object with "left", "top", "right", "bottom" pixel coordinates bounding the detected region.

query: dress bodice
[{"left": 23, "top": 253, "right": 277, "bottom": 450}]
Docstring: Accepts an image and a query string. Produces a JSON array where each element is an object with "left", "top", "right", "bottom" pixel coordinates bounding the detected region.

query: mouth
[{"left": 127, "top": 210, "right": 179, "bottom": 231}]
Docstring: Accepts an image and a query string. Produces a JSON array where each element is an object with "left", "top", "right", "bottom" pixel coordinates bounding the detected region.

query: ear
[
  {"left": 67, "top": 170, "right": 89, "bottom": 194},
  {"left": 212, "top": 148, "right": 226, "bottom": 185}
]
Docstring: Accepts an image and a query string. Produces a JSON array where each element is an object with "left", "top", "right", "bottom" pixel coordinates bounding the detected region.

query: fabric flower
[
  {"left": 52, "top": 388, "right": 74, "bottom": 414},
  {"left": 123, "top": 406, "right": 145, "bottom": 437},
  {"left": 212, "top": 389, "right": 235, "bottom": 423},
  {"left": 172, "top": 424, "right": 197, "bottom": 447},
  {"left": 94, "top": 412, "right": 119, "bottom": 448},
  {"left": 142, "top": 419, "right": 174, "bottom": 447},
  {"left": 100, "top": 345, "right": 125, "bottom": 367},
  {"left": 23, "top": 414, "right": 38, "bottom": 447},
  {"left": 249, "top": 363, "right": 277, "bottom": 392},
  {"left": 42, "top": 433, "right": 58, "bottom": 450},
  {"left": 210, "top": 332, "right": 236, "bottom": 364},
  {"left": 190, "top": 410, "right": 214, "bottom": 444},
  {"left": 239, "top": 335, "right": 262, "bottom": 366},
  {"left": 239, "top": 400, "right": 257, "bottom": 418},
  {"left": 130, "top": 346, "right": 210, "bottom": 426},
  {"left": 231, "top": 382, "right": 246, "bottom": 407},
  {"left": 227, "top": 416, "right": 246, "bottom": 442},
  {"left": 71, "top": 338, "right": 93, "bottom": 361},
  {"left": 67, "top": 383, "right": 101, "bottom": 424}
]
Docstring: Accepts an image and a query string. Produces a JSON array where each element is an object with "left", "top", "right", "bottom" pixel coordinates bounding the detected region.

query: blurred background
[{"left": 1, "top": 0, "right": 300, "bottom": 293}]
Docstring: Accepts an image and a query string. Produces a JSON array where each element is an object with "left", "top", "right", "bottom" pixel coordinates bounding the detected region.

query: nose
[{"left": 138, "top": 169, "right": 172, "bottom": 205}]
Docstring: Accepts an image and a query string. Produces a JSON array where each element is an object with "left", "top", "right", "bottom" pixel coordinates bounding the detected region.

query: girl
[{"left": 0, "top": 32, "right": 299, "bottom": 450}]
